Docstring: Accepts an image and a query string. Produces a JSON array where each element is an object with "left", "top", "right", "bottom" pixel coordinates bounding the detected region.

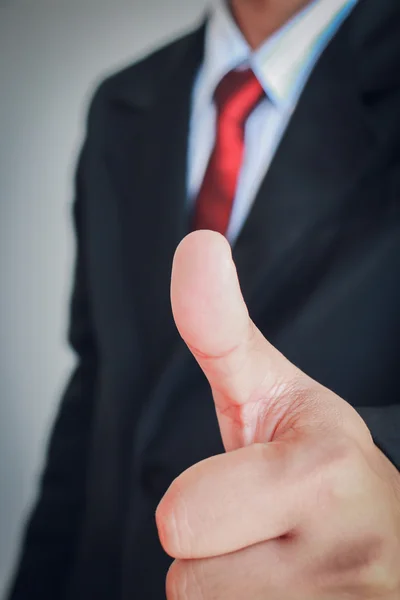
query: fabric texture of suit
[{"left": 8, "top": 0, "right": 400, "bottom": 598}]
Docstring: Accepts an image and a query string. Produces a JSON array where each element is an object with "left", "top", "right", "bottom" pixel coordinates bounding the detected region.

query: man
[{"left": 8, "top": 0, "right": 400, "bottom": 598}]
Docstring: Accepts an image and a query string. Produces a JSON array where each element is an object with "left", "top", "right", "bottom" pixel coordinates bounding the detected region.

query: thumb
[{"left": 171, "top": 231, "right": 336, "bottom": 451}]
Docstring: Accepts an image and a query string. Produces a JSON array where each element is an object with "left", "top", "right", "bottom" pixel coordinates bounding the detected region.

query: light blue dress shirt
[{"left": 188, "top": 0, "right": 358, "bottom": 242}]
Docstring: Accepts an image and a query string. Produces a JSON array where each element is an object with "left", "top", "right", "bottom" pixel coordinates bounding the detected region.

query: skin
[
  {"left": 156, "top": 231, "right": 400, "bottom": 599},
  {"left": 229, "top": 0, "right": 313, "bottom": 49}
]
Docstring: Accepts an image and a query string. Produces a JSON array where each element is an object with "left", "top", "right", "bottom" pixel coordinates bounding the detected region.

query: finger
[
  {"left": 171, "top": 231, "right": 317, "bottom": 450},
  {"left": 166, "top": 501, "right": 395, "bottom": 600},
  {"left": 157, "top": 437, "right": 328, "bottom": 558},
  {"left": 166, "top": 539, "right": 313, "bottom": 600},
  {"left": 157, "top": 429, "right": 383, "bottom": 560}
]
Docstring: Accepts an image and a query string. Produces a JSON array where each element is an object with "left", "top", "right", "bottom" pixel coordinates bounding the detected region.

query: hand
[{"left": 156, "top": 231, "right": 400, "bottom": 599}]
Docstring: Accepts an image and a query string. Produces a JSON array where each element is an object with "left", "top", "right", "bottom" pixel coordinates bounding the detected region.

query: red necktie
[{"left": 191, "top": 69, "right": 264, "bottom": 235}]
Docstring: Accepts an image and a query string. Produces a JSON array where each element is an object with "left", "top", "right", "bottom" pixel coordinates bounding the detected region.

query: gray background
[{"left": 0, "top": 0, "right": 207, "bottom": 594}]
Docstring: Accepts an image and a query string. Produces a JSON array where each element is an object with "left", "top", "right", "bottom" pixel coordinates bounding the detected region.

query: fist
[{"left": 156, "top": 231, "right": 400, "bottom": 599}]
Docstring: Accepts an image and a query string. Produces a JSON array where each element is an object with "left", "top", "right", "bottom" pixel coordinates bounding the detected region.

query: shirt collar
[{"left": 200, "top": 0, "right": 358, "bottom": 110}]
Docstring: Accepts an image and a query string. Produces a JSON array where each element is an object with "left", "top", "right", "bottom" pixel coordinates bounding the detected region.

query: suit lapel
[
  {"left": 233, "top": 9, "right": 377, "bottom": 325},
  {"left": 106, "top": 26, "right": 205, "bottom": 371}
]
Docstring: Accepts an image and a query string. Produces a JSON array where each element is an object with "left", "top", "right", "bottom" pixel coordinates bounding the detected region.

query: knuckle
[
  {"left": 360, "top": 539, "right": 400, "bottom": 595},
  {"left": 359, "top": 565, "right": 400, "bottom": 596},
  {"left": 315, "top": 436, "right": 369, "bottom": 508},
  {"left": 318, "top": 534, "right": 400, "bottom": 595}
]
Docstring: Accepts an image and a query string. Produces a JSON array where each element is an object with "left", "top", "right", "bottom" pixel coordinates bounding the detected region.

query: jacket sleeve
[
  {"left": 356, "top": 405, "right": 400, "bottom": 471},
  {"left": 7, "top": 90, "right": 101, "bottom": 600}
]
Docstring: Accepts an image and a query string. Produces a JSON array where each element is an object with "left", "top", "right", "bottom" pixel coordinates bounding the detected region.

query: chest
[{"left": 85, "top": 41, "right": 400, "bottom": 403}]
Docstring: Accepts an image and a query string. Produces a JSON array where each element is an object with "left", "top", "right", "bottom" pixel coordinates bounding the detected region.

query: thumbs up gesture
[{"left": 156, "top": 231, "right": 400, "bottom": 599}]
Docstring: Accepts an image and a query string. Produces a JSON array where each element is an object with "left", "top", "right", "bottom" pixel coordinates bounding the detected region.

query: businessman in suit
[{"left": 8, "top": 0, "right": 400, "bottom": 598}]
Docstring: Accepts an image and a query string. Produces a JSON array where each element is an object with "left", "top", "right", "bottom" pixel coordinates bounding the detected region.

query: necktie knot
[{"left": 214, "top": 68, "right": 265, "bottom": 125}]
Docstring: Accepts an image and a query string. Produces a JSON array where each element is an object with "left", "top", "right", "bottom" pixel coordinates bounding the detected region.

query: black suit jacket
[{"left": 8, "top": 1, "right": 400, "bottom": 598}]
